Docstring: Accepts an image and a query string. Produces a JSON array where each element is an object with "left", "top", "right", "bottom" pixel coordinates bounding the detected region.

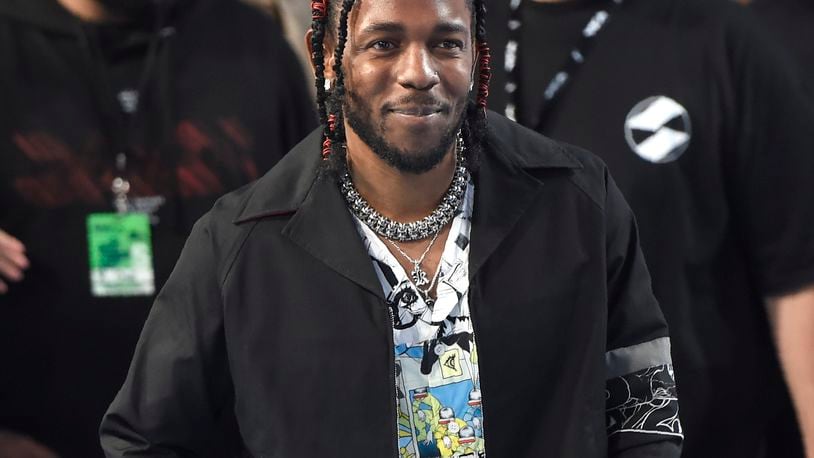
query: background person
[
  {"left": 485, "top": 0, "right": 814, "bottom": 456},
  {"left": 743, "top": 2, "right": 814, "bottom": 455},
  {"left": 0, "top": 0, "right": 315, "bottom": 455},
  {"left": 738, "top": 0, "right": 813, "bottom": 96},
  {"left": 0, "top": 430, "right": 59, "bottom": 458}
]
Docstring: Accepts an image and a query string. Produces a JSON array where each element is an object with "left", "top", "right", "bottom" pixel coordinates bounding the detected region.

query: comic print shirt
[{"left": 353, "top": 182, "right": 486, "bottom": 458}]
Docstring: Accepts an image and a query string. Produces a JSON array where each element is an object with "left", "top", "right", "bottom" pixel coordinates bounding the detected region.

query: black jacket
[{"left": 100, "top": 114, "right": 681, "bottom": 457}]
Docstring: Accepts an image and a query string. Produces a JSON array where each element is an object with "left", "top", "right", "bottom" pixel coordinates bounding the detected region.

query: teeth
[{"left": 394, "top": 108, "right": 439, "bottom": 116}]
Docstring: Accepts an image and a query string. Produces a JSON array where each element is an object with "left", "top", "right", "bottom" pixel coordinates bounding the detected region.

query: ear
[{"left": 304, "top": 28, "right": 338, "bottom": 82}]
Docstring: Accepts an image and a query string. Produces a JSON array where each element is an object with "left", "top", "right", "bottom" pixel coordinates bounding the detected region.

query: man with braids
[{"left": 100, "top": 0, "right": 682, "bottom": 456}]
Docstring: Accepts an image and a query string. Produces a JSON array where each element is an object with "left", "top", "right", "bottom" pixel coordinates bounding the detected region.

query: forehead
[{"left": 349, "top": 0, "right": 472, "bottom": 35}]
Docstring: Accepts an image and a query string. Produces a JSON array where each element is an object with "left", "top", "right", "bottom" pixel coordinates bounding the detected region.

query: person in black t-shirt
[
  {"left": 745, "top": 0, "right": 814, "bottom": 98},
  {"left": 486, "top": 0, "right": 814, "bottom": 457},
  {"left": 743, "top": 2, "right": 814, "bottom": 457},
  {"left": 0, "top": 0, "right": 315, "bottom": 456}
]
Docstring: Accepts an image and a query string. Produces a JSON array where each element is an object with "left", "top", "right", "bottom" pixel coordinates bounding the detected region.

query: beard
[{"left": 343, "top": 89, "right": 466, "bottom": 174}]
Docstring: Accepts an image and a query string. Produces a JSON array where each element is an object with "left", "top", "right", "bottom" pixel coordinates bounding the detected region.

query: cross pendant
[{"left": 411, "top": 264, "right": 429, "bottom": 286}]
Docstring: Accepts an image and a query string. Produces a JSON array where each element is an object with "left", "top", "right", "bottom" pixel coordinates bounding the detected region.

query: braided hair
[{"left": 310, "top": 0, "right": 491, "bottom": 170}]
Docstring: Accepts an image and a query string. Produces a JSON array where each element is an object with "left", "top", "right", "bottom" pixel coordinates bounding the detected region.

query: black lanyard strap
[
  {"left": 75, "top": 14, "right": 173, "bottom": 177},
  {"left": 503, "top": 0, "right": 624, "bottom": 131}
]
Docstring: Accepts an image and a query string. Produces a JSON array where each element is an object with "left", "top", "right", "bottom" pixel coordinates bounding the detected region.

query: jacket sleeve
[
  {"left": 603, "top": 171, "right": 683, "bottom": 458},
  {"left": 99, "top": 213, "right": 234, "bottom": 457}
]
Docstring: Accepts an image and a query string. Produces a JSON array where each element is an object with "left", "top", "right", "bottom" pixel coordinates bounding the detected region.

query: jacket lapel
[
  {"left": 282, "top": 173, "right": 385, "bottom": 300},
  {"left": 233, "top": 129, "right": 384, "bottom": 300},
  {"left": 469, "top": 142, "right": 545, "bottom": 280},
  {"left": 469, "top": 113, "right": 583, "bottom": 279}
]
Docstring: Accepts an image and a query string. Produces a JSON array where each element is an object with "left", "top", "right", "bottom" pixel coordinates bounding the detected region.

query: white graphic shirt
[{"left": 353, "top": 182, "right": 485, "bottom": 458}]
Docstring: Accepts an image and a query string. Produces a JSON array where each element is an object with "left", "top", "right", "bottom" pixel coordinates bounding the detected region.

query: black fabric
[
  {"left": 751, "top": 0, "right": 814, "bottom": 99},
  {"left": 0, "top": 0, "right": 316, "bottom": 456},
  {"left": 515, "top": 0, "right": 600, "bottom": 124},
  {"left": 100, "top": 115, "right": 680, "bottom": 457},
  {"left": 748, "top": 3, "right": 814, "bottom": 457},
  {"left": 488, "top": 0, "right": 814, "bottom": 456}
]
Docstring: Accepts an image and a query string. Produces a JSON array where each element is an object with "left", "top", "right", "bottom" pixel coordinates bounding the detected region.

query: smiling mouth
[{"left": 389, "top": 106, "right": 443, "bottom": 117}]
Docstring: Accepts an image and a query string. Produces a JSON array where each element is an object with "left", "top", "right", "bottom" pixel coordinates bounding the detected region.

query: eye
[
  {"left": 437, "top": 40, "right": 464, "bottom": 50},
  {"left": 370, "top": 40, "right": 396, "bottom": 50}
]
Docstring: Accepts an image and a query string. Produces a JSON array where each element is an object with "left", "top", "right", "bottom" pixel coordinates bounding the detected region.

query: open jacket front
[{"left": 101, "top": 114, "right": 682, "bottom": 457}]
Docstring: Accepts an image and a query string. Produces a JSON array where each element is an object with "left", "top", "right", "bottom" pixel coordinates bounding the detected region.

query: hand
[
  {"left": 0, "top": 430, "right": 58, "bottom": 458},
  {"left": 0, "top": 229, "right": 29, "bottom": 294}
]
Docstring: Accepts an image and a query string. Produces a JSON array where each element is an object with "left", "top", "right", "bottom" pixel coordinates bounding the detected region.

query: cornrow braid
[
  {"left": 310, "top": 0, "right": 492, "bottom": 168},
  {"left": 310, "top": 0, "right": 332, "bottom": 158},
  {"left": 474, "top": 0, "right": 491, "bottom": 110},
  {"left": 463, "top": 0, "right": 490, "bottom": 171},
  {"left": 327, "top": 0, "right": 356, "bottom": 158}
]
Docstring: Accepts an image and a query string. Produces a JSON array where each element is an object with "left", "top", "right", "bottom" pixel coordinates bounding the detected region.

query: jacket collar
[
  {"left": 234, "top": 129, "right": 387, "bottom": 298},
  {"left": 468, "top": 112, "right": 581, "bottom": 277},
  {"left": 233, "top": 129, "right": 325, "bottom": 223},
  {"left": 233, "top": 113, "right": 582, "bottom": 296}
]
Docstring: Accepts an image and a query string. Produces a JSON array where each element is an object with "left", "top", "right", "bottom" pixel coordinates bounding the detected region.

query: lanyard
[
  {"left": 503, "top": 0, "right": 624, "bottom": 131},
  {"left": 75, "top": 18, "right": 174, "bottom": 212}
]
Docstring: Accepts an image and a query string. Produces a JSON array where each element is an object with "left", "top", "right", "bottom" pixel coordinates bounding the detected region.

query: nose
[{"left": 396, "top": 45, "right": 440, "bottom": 91}]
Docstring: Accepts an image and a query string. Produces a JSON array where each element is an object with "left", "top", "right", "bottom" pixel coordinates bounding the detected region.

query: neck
[
  {"left": 57, "top": 0, "right": 124, "bottom": 23},
  {"left": 343, "top": 127, "right": 458, "bottom": 223}
]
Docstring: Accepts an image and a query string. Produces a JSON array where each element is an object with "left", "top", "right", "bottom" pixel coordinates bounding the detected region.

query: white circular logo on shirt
[{"left": 624, "top": 96, "right": 691, "bottom": 163}]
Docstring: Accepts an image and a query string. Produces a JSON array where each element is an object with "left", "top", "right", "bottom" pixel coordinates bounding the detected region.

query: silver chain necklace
[
  {"left": 386, "top": 229, "right": 441, "bottom": 288},
  {"left": 387, "top": 234, "right": 445, "bottom": 306},
  {"left": 339, "top": 132, "right": 469, "bottom": 242},
  {"left": 417, "top": 256, "right": 444, "bottom": 306}
]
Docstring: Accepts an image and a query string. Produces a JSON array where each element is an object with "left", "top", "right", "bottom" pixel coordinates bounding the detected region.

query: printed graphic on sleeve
[
  {"left": 606, "top": 364, "right": 682, "bottom": 439},
  {"left": 624, "top": 96, "right": 691, "bottom": 164}
]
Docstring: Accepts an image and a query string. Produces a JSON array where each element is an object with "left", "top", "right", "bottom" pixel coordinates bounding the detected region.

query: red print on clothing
[
  {"left": 11, "top": 118, "right": 258, "bottom": 207},
  {"left": 12, "top": 132, "right": 105, "bottom": 206}
]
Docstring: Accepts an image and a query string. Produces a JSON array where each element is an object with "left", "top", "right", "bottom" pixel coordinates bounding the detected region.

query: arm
[
  {"left": 0, "top": 229, "right": 29, "bottom": 294},
  {"left": 602, "top": 172, "right": 682, "bottom": 458},
  {"left": 725, "top": 10, "right": 814, "bottom": 456},
  {"left": 766, "top": 286, "right": 814, "bottom": 458},
  {"left": 100, "top": 214, "right": 233, "bottom": 457}
]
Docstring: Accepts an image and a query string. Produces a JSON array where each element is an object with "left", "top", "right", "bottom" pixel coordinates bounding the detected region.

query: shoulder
[
  {"left": 191, "top": 0, "right": 280, "bottom": 28},
  {"left": 485, "top": 112, "right": 611, "bottom": 211},
  {"left": 625, "top": 0, "right": 767, "bottom": 50},
  {"left": 181, "top": 0, "right": 288, "bottom": 50},
  {"left": 626, "top": 0, "right": 751, "bottom": 27},
  {"left": 185, "top": 183, "right": 258, "bottom": 285},
  {"left": 188, "top": 128, "right": 323, "bottom": 280}
]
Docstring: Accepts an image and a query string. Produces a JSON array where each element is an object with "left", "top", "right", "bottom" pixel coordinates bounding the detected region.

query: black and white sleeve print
[{"left": 605, "top": 337, "right": 683, "bottom": 452}]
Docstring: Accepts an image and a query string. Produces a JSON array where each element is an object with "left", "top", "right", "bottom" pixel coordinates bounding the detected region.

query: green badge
[{"left": 86, "top": 213, "right": 155, "bottom": 297}]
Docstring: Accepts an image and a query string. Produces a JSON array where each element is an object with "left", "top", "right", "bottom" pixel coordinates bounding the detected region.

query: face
[{"left": 335, "top": 0, "right": 475, "bottom": 173}]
